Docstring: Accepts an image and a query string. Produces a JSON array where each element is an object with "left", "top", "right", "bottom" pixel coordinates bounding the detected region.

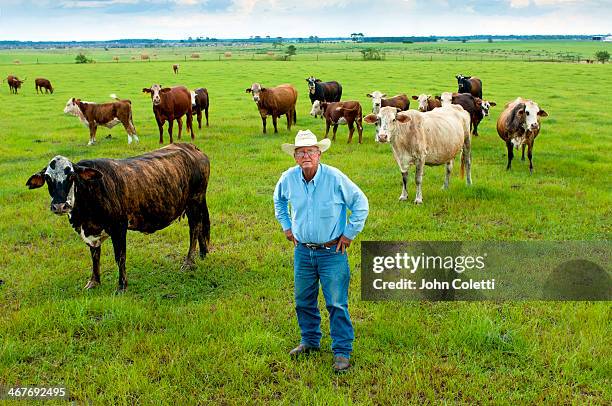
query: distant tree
[
  {"left": 273, "top": 41, "right": 283, "bottom": 48},
  {"left": 286, "top": 45, "right": 297, "bottom": 55},
  {"left": 360, "top": 47, "right": 384, "bottom": 60},
  {"left": 351, "top": 33, "right": 364, "bottom": 42},
  {"left": 75, "top": 53, "right": 92, "bottom": 64},
  {"left": 487, "top": 38, "right": 493, "bottom": 43},
  {"left": 595, "top": 50, "right": 610, "bottom": 63}
]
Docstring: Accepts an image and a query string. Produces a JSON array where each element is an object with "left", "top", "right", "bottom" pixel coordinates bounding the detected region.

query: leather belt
[{"left": 301, "top": 238, "right": 340, "bottom": 250}]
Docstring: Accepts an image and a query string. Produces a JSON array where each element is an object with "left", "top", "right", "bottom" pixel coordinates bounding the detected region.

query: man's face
[{"left": 294, "top": 146, "right": 321, "bottom": 170}]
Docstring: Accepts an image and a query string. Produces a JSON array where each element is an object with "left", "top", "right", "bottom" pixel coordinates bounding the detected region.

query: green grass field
[{"left": 1, "top": 44, "right": 611, "bottom": 403}]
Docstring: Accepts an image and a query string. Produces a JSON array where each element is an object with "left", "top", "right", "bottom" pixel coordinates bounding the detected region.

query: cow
[
  {"left": 306, "top": 76, "right": 342, "bottom": 117},
  {"left": 367, "top": 91, "right": 410, "bottom": 114},
  {"left": 497, "top": 98, "right": 548, "bottom": 174},
  {"left": 364, "top": 105, "right": 472, "bottom": 204},
  {"left": 173, "top": 64, "right": 180, "bottom": 74},
  {"left": 456, "top": 74, "right": 483, "bottom": 99},
  {"left": 245, "top": 83, "right": 297, "bottom": 134},
  {"left": 35, "top": 78, "right": 54, "bottom": 94},
  {"left": 64, "top": 95, "right": 139, "bottom": 146},
  {"left": 411, "top": 94, "right": 441, "bottom": 112},
  {"left": 143, "top": 85, "right": 194, "bottom": 144},
  {"left": 310, "top": 100, "right": 363, "bottom": 144},
  {"left": 7, "top": 75, "right": 25, "bottom": 94},
  {"left": 439, "top": 92, "right": 484, "bottom": 136},
  {"left": 190, "top": 88, "right": 210, "bottom": 129},
  {"left": 25, "top": 143, "right": 211, "bottom": 291}
]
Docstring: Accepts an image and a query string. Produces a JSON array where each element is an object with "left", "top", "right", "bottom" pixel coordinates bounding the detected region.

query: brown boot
[
  {"left": 289, "top": 344, "right": 320, "bottom": 358},
  {"left": 333, "top": 356, "right": 350, "bottom": 373}
]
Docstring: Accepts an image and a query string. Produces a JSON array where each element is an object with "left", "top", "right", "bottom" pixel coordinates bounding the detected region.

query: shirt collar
[{"left": 301, "top": 163, "right": 323, "bottom": 185}]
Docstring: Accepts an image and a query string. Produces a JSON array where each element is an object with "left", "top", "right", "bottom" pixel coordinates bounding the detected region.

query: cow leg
[
  {"left": 187, "top": 109, "right": 194, "bottom": 139},
  {"left": 506, "top": 141, "right": 514, "bottom": 170},
  {"left": 88, "top": 124, "right": 97, "bottom": 146},
  {"left": 444, "top": 160, "right": 454, "bottom": 190},
  {"left": 205, "top": 106, "right": 209, "bottom": 127},
  {"left": 473, "top": 119, "right": 479, "bottom": 137},
  {"left": 168, "top": 119, "right": 174, "bottom": 143},
  {"left": 197, "top": 109, "right": 202, "bottom": 130},
  {"left": 347, "top": 122, "right": 354, "bottom": 144},
  {"left": 400, "top": 170, "right": 409, "bottom": 201},
  {"left": 414, "top": 159, "right": 425, "bottom": 204},
  {"left": 357, "top": 118, "right": 363, "bottom": 144},
  {"left": 527, "top": 142, "right": 534, "bottom": 174},
  {"left": 286, "top": 112, "right": 292, "bottom": 130},
  {"left": 84, "top": 246, "right": 102, "bottom": 290},
  {"left": 272, "top": 115, "right": 278, "bottom": 133},
  {"left": 177, "top": 117, "right": 183, "bottom": 140},
  {"left": 261, "top": 116, "right": 267, "bottom": 134},
  {"left": 332, "top": 124, "right": 338, "bottom": 141},
  {"left": 521, "top": 144, "right": 526, "bottom": 161},
  {"left": 110, "top": 227, "right": 128, "bottom": 292},
  {"left": 157, "top": 118, "right": 165, "bottom": 144},
  {"left": 198, "top": 197, "right": 211, "bottom": 259},
  {"left": 324, "top": 121, "right": 330, "bottom": 138},
  {"left": 182, "top": 205, "right": 202, "bottom": 271},
  {"left": 463, "top": 138, "right": 473, "bottom": 186}
]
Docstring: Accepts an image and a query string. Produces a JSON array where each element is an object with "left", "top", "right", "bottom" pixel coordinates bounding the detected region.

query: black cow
[
  {"left": 456, "top": 74, "right": 483, "bottom": 99},
  {"left": 306, "top": 76, "right": 342, "bottom": 117},
  {"left": 26, "top": 143, "right": 211, "bottom": 291}
]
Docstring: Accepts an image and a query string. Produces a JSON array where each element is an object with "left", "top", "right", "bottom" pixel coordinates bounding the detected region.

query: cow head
[
  {"left": 367, "top": 91, "right": 386, "bottom": 114},
  {"left": 364, "top": 106, "right": 409, "bottom": 143},
  {"left": 412, "top": 94, "right": 431, "bottom": 112},
  {"left": 440, "top": 92, "right": 453, "bottom": 107},
  {"left": 310, "top": 100, "right": 325, "bottom": 117},
  {"left": 142, "top": 84, "right": 171, "bottom": 106},
  {"left": 64, "top": 98, "right": 83, "bottom": 116},
  {"left": 306, "top": 76, "right": 318, "bottom": 94},
  {"left": 245, "top": 83, "right": 266, "bottom": 102},
  {"left": 457, "top": 76, "right": 471, "bottom": 94},
  {"left": 26, "top": 156, "right": 103, "bottom": 216},
  {"left": 481, "top": 100, "right": 497, "bottom": 117},
  {"left": 523, "top": 100, "right": 548, "bottom": 132}
]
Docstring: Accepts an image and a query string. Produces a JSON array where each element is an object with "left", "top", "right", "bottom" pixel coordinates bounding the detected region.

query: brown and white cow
[
  {"left": 310, "top": 100, "right": 364, "bottom": 144},
  {"left": 7, "top": 75, "right": 25, "bottom": 94},
  {"left": 143, "top": 85, "right": 194, "bottom": 144},
  {"left": 367, "top": 91, "right": 410, "bottom": 114},
  {"left": 26, "top": 143, "right": 210, "bottom": 291},
  {"left": 497, "top": 97, "right": 548, "bottom": 174},
  {"left": 173, "top": 64, "right": 180, "bottom": 74},
  {"left": 64, "top": 95, "right": 139, "bottom": 146},
  {"left": 246, "top": 83, "right": 297, "bottom": 134},
  {"left": 35, "top": 78, "right": 54, "bottom": 94},
  {"left": 364, "top": 105, "right": 472, "bottom": 204},
  {"left": 191, "top": 88, "right": 209, "bottom": 129},
  {"left": 411, "top": 94, "right": 442, "bottom": 112}
]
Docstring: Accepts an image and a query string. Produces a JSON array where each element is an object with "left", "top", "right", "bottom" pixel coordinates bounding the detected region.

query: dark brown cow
[
  {"left": 26, "top": 143, "right": 211, "bottom": 291},
  {"left": 412, "top": 94, "right": 442, "bottom": 112},
  {"left": 456, "top": 75, "right": 483, "bottom": 99},
  {"left": 35, "top": 78, "right": 54, "bottom": 94},
  {"left": 497, "top": 97, "right": 548, "bottom": 174},
  {"left": 310, "top": 100, "right": 363, "bottom": 144},
  {"left": 64, "top": 95, "right": 138, "bottom": 145},
  {"left": 245, "top": 83, "right": 298, "bottom": 134},
  {"left": 143, "top": 84, "right": 194, "bottom": 144},
  {"left": 367, "top": 91, "right": 410, "bottom": 114},
  {"left": 173, "top": 64, "right": 180, "bottom": 74},
  {"left": 439, "top": 92, "right": 485, "bottom": 136},
  {"left": 191, "top": 88, "right": 209, "bottom": 129},
  {"left": 7, "top": 75, "right": 25, "bottom": 94}
]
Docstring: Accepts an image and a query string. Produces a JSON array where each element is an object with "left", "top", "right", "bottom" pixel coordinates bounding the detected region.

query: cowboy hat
[{"left": 281, "top": 130, "right": 331, "bottom": 156}]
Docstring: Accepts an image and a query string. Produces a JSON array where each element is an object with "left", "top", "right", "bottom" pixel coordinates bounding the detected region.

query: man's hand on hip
[
  {"left": 335, "top": 235, "right": 352, "bottom": 254},
  {"left": 284, "top": 229, "right": 297, "bottom": 246}
]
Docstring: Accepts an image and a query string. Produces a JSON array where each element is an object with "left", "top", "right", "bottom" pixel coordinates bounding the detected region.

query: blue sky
[{"left": 0, "top": 0, "right": 610, "bottom": 41}]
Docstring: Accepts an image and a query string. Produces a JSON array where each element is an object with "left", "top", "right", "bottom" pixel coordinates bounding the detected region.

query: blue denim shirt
[{"left": 273, "top": 163, "right": 369, "bottom": 243}]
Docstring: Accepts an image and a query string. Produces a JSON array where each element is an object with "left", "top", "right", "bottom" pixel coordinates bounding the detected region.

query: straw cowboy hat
[{"left": 281, "top": 130, "right": 331, "bottom": 156}]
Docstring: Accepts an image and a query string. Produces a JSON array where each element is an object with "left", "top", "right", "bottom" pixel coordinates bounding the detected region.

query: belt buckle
[{"left": 304, "top": 243, "right": 323, "bottom": 250}]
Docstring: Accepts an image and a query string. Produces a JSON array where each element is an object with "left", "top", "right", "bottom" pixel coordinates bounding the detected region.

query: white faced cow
[
  {"left": 367, "top": 91, "right": 410, "bottom": 114},
  {"left": 364, "top": 106, "right": 472, "bottom": 204}
]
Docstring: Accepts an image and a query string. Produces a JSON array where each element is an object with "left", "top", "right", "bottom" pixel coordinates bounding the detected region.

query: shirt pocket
[{"left": 320, "top": 201, "right": 336, "bottom": 218}]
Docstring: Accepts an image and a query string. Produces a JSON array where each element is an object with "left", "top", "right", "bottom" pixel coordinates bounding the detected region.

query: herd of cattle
[{"left": 12, "top": 67, "right": 548, "bottom": 290}]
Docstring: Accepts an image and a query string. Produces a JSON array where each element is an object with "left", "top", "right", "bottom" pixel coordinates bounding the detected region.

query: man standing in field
[{"left": 273, "top": 130, "right": 369, "bottom": 373}]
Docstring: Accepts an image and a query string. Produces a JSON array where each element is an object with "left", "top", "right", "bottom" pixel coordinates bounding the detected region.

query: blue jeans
[{"left": 294, "top": 243, "right": 354, "bottom": 358}]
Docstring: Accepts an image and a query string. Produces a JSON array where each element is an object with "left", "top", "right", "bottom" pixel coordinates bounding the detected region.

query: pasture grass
[{"left": 0, "top": 54, "right": 611, "bottom": 403}]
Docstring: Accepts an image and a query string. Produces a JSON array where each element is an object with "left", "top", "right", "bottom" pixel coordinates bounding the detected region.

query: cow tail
[
  {"left": 460, "top": 117, "right": 470, "bottom": 180},
  {"left": 202, "top": 195, "right": 211, "bottom": 247},
  {"left": 460, "top": 150, "right": 466, "bottom": 179}
]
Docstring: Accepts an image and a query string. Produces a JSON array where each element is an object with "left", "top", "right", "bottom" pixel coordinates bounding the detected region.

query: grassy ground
[
  {"left": 0, "top": 53, "right": 611, "bottom": 403},
  {"left": 1, "top": 40, "right": 611, "bottom": 64}
]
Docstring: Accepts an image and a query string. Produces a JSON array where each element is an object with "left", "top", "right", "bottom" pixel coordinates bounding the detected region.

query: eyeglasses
[{"left": 294, "top": 150, "right": 320, "bottom": 158}]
